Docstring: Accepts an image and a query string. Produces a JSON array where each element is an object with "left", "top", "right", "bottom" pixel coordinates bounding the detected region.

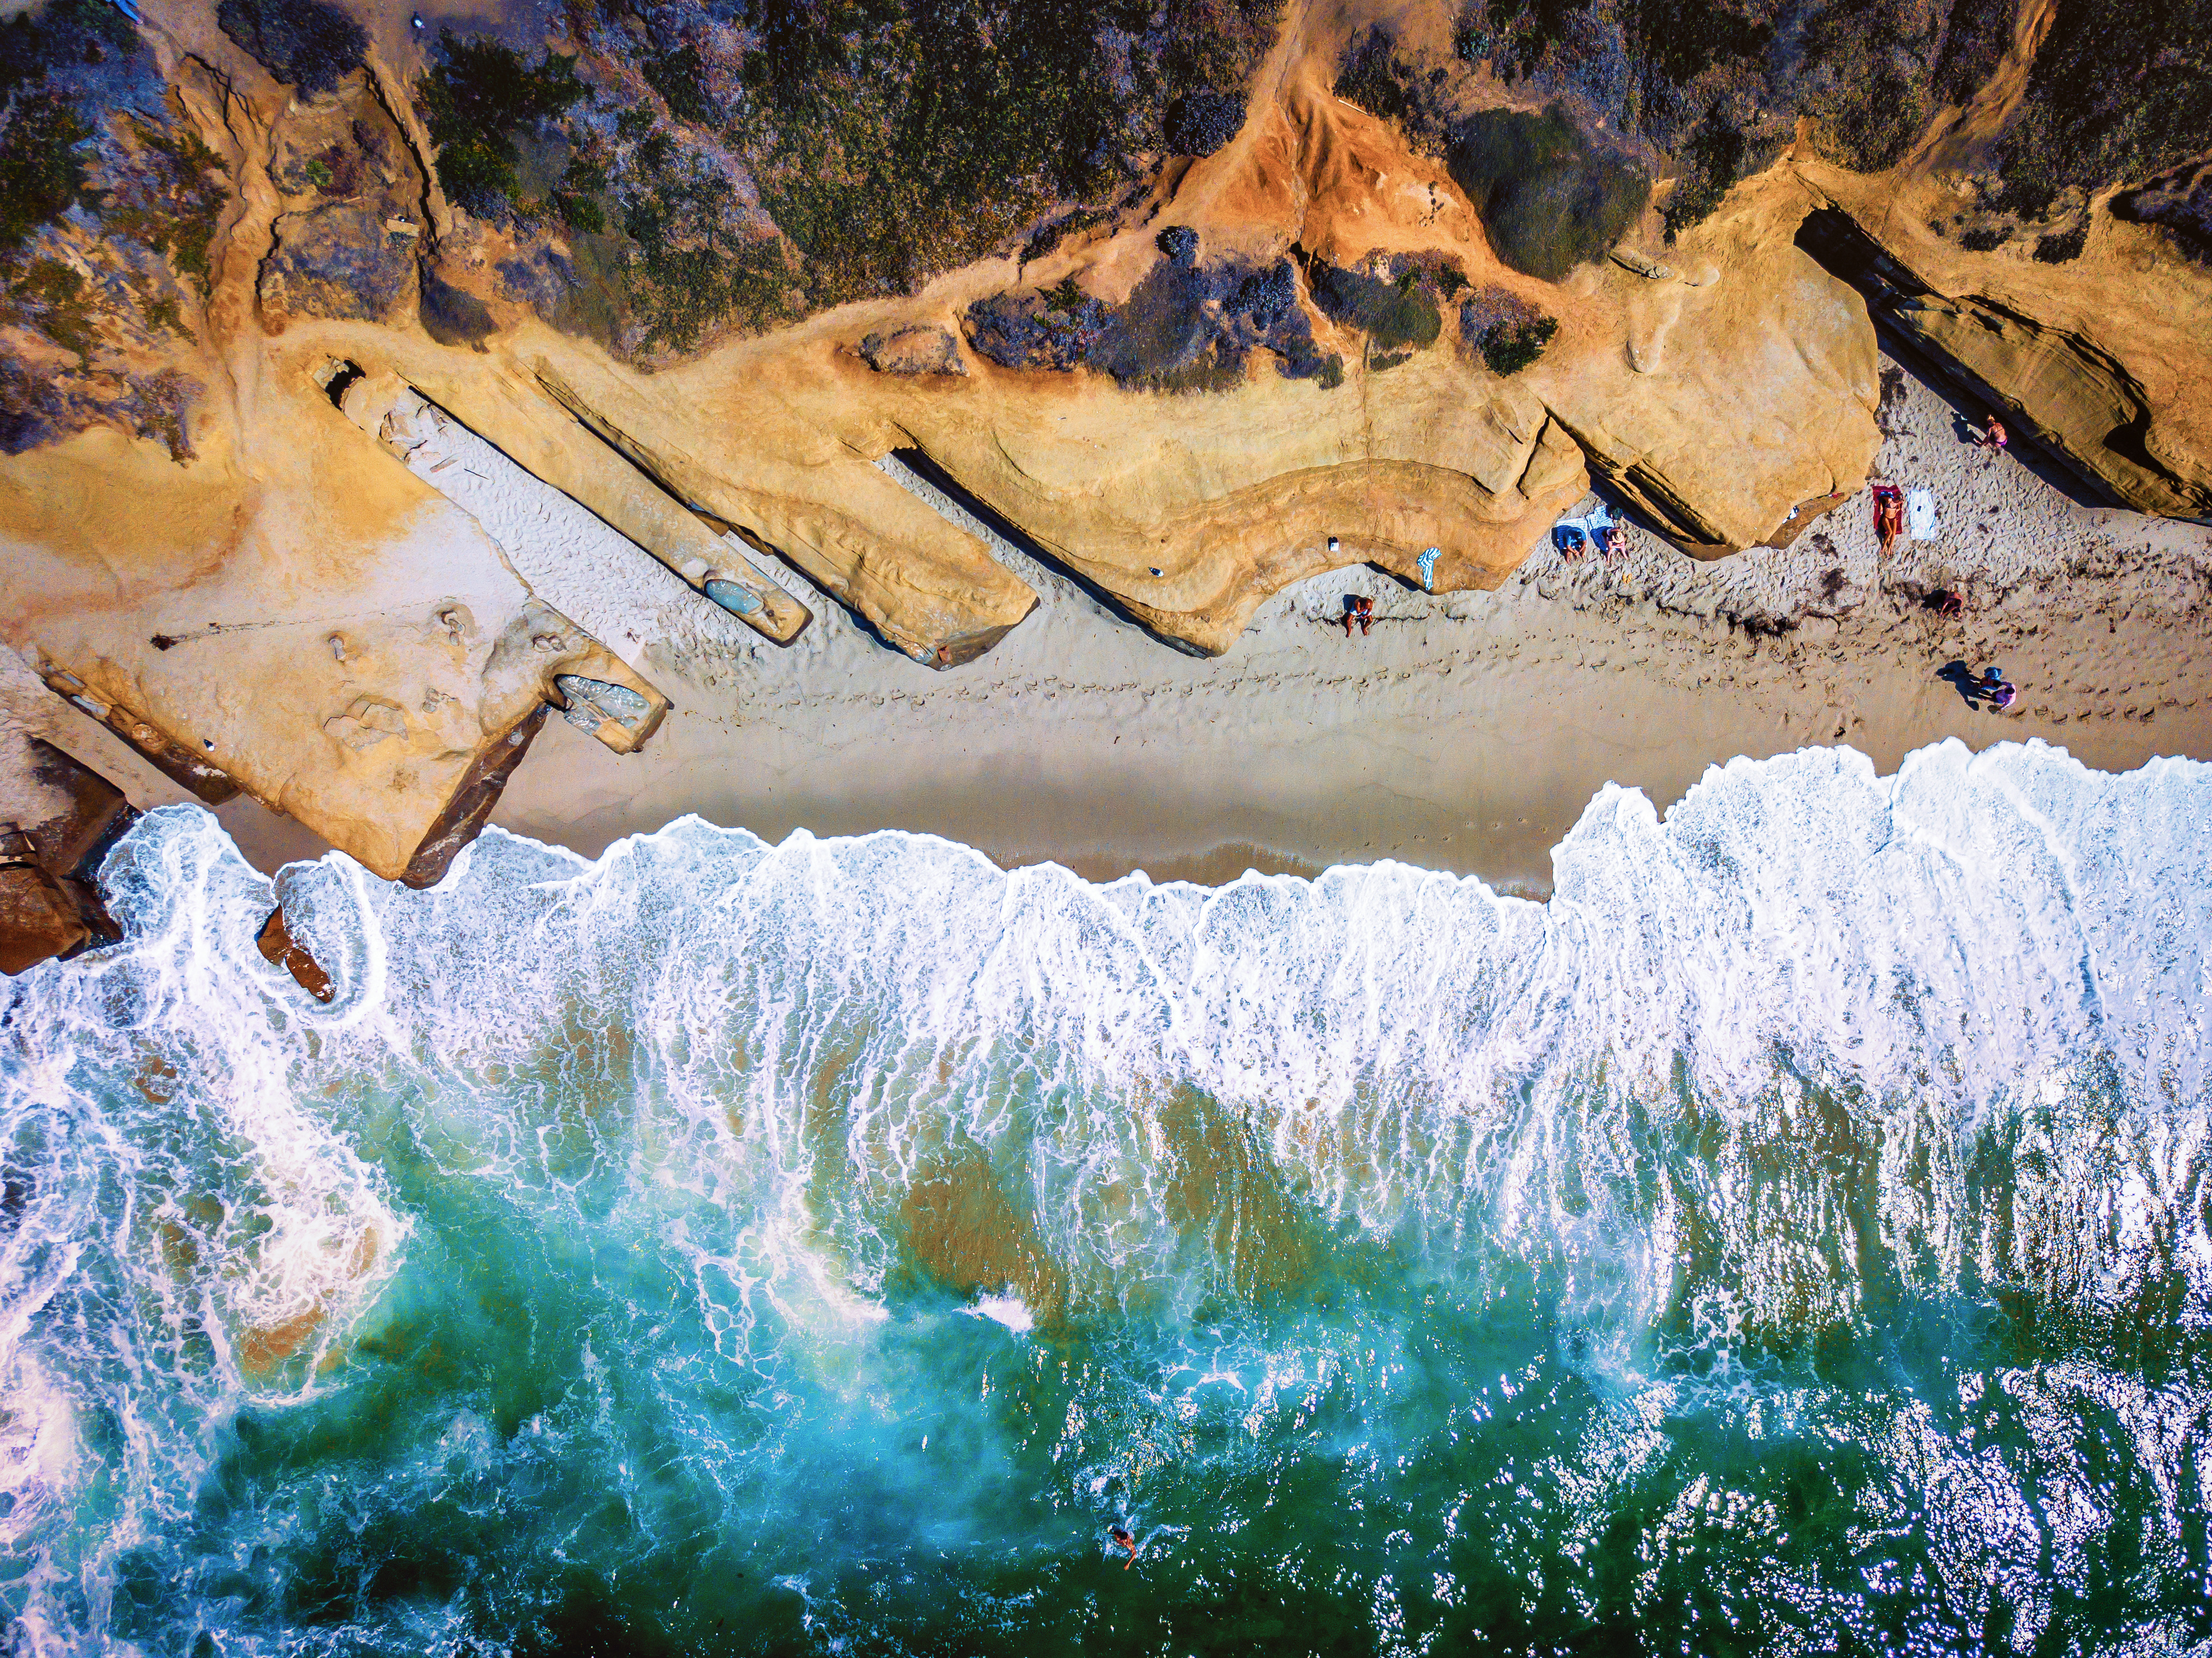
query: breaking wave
[{"left": 3, "top": 738, "right": 2210, "bottom": 1654}]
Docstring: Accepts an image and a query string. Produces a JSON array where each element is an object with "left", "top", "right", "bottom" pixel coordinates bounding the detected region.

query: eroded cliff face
[{"left": 0, "top": 0, "right": 2205, "bottom": 892}]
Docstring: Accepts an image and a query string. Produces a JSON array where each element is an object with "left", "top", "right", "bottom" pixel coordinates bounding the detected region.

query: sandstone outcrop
[
  {"left": 1793, "top": 165, "right": 2212, "bottom": 518},
  {"left": 0, "top": 733, "right": 134, "bottom": 974},
  {"left": 0, "top": 379, "right": 669, "bottom": 883}
]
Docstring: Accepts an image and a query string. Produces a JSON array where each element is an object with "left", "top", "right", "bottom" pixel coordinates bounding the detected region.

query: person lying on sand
[
  {"left": 1341, "top": 594, "right": 1373, "bottom": 637},
  {"left": 1872, "top": 485, "right": 1904, "bottom": 556},
  {"left": 1109, "top": 1526, "right": 1138, "bottom": 1568}
]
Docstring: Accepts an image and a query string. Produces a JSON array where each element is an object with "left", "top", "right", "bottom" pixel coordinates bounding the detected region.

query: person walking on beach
[
  {"left": 1109, "top": 1526, "right": 1138, "bottom": 1568},
  {"left": 1979, "top": 666, "right": 2017, "bottom": 710},
  {"left": 1341, "top": 594, "right": 1373, "bottom": 638}
]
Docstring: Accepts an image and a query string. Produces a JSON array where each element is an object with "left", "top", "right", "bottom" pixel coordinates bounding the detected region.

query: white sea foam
[
  {"left": 966, "top": 1294, "right": 1037, "bottom": 1334},
  {"left": 2, "top": 736, "right": 2210, "bottom": 1651},
  {"left": 40, "top": 738, "right": 2195, "bottom": 1339}
]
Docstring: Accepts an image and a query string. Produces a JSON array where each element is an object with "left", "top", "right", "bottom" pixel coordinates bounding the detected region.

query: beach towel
[
  {"left": 1418, "top": 546, "right": 1439, "bottom": 590},
  {"left": 1907, "top": 488, "right": 1938, "bottom": 542}
]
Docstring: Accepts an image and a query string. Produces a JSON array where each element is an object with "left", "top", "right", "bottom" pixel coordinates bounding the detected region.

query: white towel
[{"left": 1907, "top": 487, "right": 1938, "bottom": 542}]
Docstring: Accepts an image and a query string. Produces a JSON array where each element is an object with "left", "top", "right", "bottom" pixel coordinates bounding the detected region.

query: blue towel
[{"left": 1418, "top": 547, "right": 1440, "bottom": 590}]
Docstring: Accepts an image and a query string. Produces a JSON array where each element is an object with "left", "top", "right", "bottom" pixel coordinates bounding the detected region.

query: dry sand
[{"left": 18, "top": 352, "right": 2211, "bottom": 897}]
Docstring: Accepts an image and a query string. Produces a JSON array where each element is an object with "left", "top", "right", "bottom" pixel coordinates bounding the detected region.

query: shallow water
[{"left": 4, "top": 738, "right": 2211, "bottom": 1655}]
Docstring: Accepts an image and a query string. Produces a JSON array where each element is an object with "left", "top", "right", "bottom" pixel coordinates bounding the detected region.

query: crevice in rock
[
  {"left": 1537, "top": 408, "right": 1732, "bottom": 553},
  {"left": 552, "top": 673, "right": 663, "bottom": 750},
  {"left": 524, "top": 366, "right": 812, "bottom": 645},
  {"left": 39, "top": 670, "right": 239, "bottom": 804},
  {"left": 0, "top": 737, "right": 133, "bottom": 974},
  {"left": 318, "top": 358, "right": 364, "bottom": 408},
  {"left": 885, "top": 448, "right": 1208, "bottom": 658},
  {"left": 400, "top": 702, "right": 549, "bottom": 889},
  {"left": 1791, "top": 205, "right": 2150, "bottom": 514}
]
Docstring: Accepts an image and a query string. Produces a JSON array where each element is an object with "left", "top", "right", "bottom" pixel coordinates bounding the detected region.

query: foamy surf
[{"left": 2, "top": 737, "right": 2209, "bottom": 1653}]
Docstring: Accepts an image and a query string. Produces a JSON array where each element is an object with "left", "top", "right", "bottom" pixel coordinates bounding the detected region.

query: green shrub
[
  {"left": 215, "top": 0, "right": 365, "bottom": 95},
  {"left": 1662, "top": 103, "right": 1749, "bottom": 238},
  {"left": 1460, "top": 287, "right": 1557, "bottom": 376},
  {"left": 1446, "top": 104, "right": 1649, "bottom": 280},
  {"left": 22, "top": 257, "right": 92, "bottom": 359},
  {"left": 0, "top": 94, "right": 90, "bottom": 252},
  {"left": 1, "top": 0, "right": 135, "bottom": 96},
  {"left": 2032, "top": 224, "right": 2087, "bottom": 263},
  {"left": 1307, "top": 260, "right": 1442, "bottom": 353},
  {"left": 418, "top": 32, "right": 583, "bottom": 219},
  {"left": 1931, "top": 0, "right": 2013, "bottom": 103},
  {"left": 1993, "top": 0, "right": 2212, "bottom": 217},
  {"left": 555, "top": 192, "right": 606, "bottom": 234},
  {"left": 130, "top": 122, "right": 231, "bottom": 281},
  {"left": 1093, "top": 259, "right": 1214, "bottom": 382},
  {"left": 641, "top": 41, "right": 714, "bottom": 124},
  {"left": 2111, "top": 166, "right": 2211, "bottom": 263},
  {"left": 1333, "top": 26, "right": 1444, "bottom": 145}
]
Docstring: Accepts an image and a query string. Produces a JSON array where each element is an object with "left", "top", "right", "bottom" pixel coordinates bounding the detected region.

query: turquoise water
[{"left": 4, "top": 740, "right": 2212, "bottom": 1654}]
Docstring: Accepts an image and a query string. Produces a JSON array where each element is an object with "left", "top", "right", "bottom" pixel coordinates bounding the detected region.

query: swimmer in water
[{"left": 1109, "top": 1525, "right": 1138, "bottom": 1568}]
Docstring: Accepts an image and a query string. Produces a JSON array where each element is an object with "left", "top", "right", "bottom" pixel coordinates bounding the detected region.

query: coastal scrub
[
  {"left": 1459, "top": 288, "right": 1558, "bottom": 376},
  {"left": 1447, "top": 105, "right": 1650, "bottom": 281}
]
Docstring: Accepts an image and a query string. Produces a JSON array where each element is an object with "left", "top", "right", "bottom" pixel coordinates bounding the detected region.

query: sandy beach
[
  {"left": 15, "top": 351, "right": 2207, "bottom": 897},
  {"left": 497, "top": 348, "right": 2212, "bottom": 895}
]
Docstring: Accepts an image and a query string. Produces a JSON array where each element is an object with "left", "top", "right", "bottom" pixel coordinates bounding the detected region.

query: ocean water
[{"left": 4, "top": 738, "right": 2211, "bottom": 1656}]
